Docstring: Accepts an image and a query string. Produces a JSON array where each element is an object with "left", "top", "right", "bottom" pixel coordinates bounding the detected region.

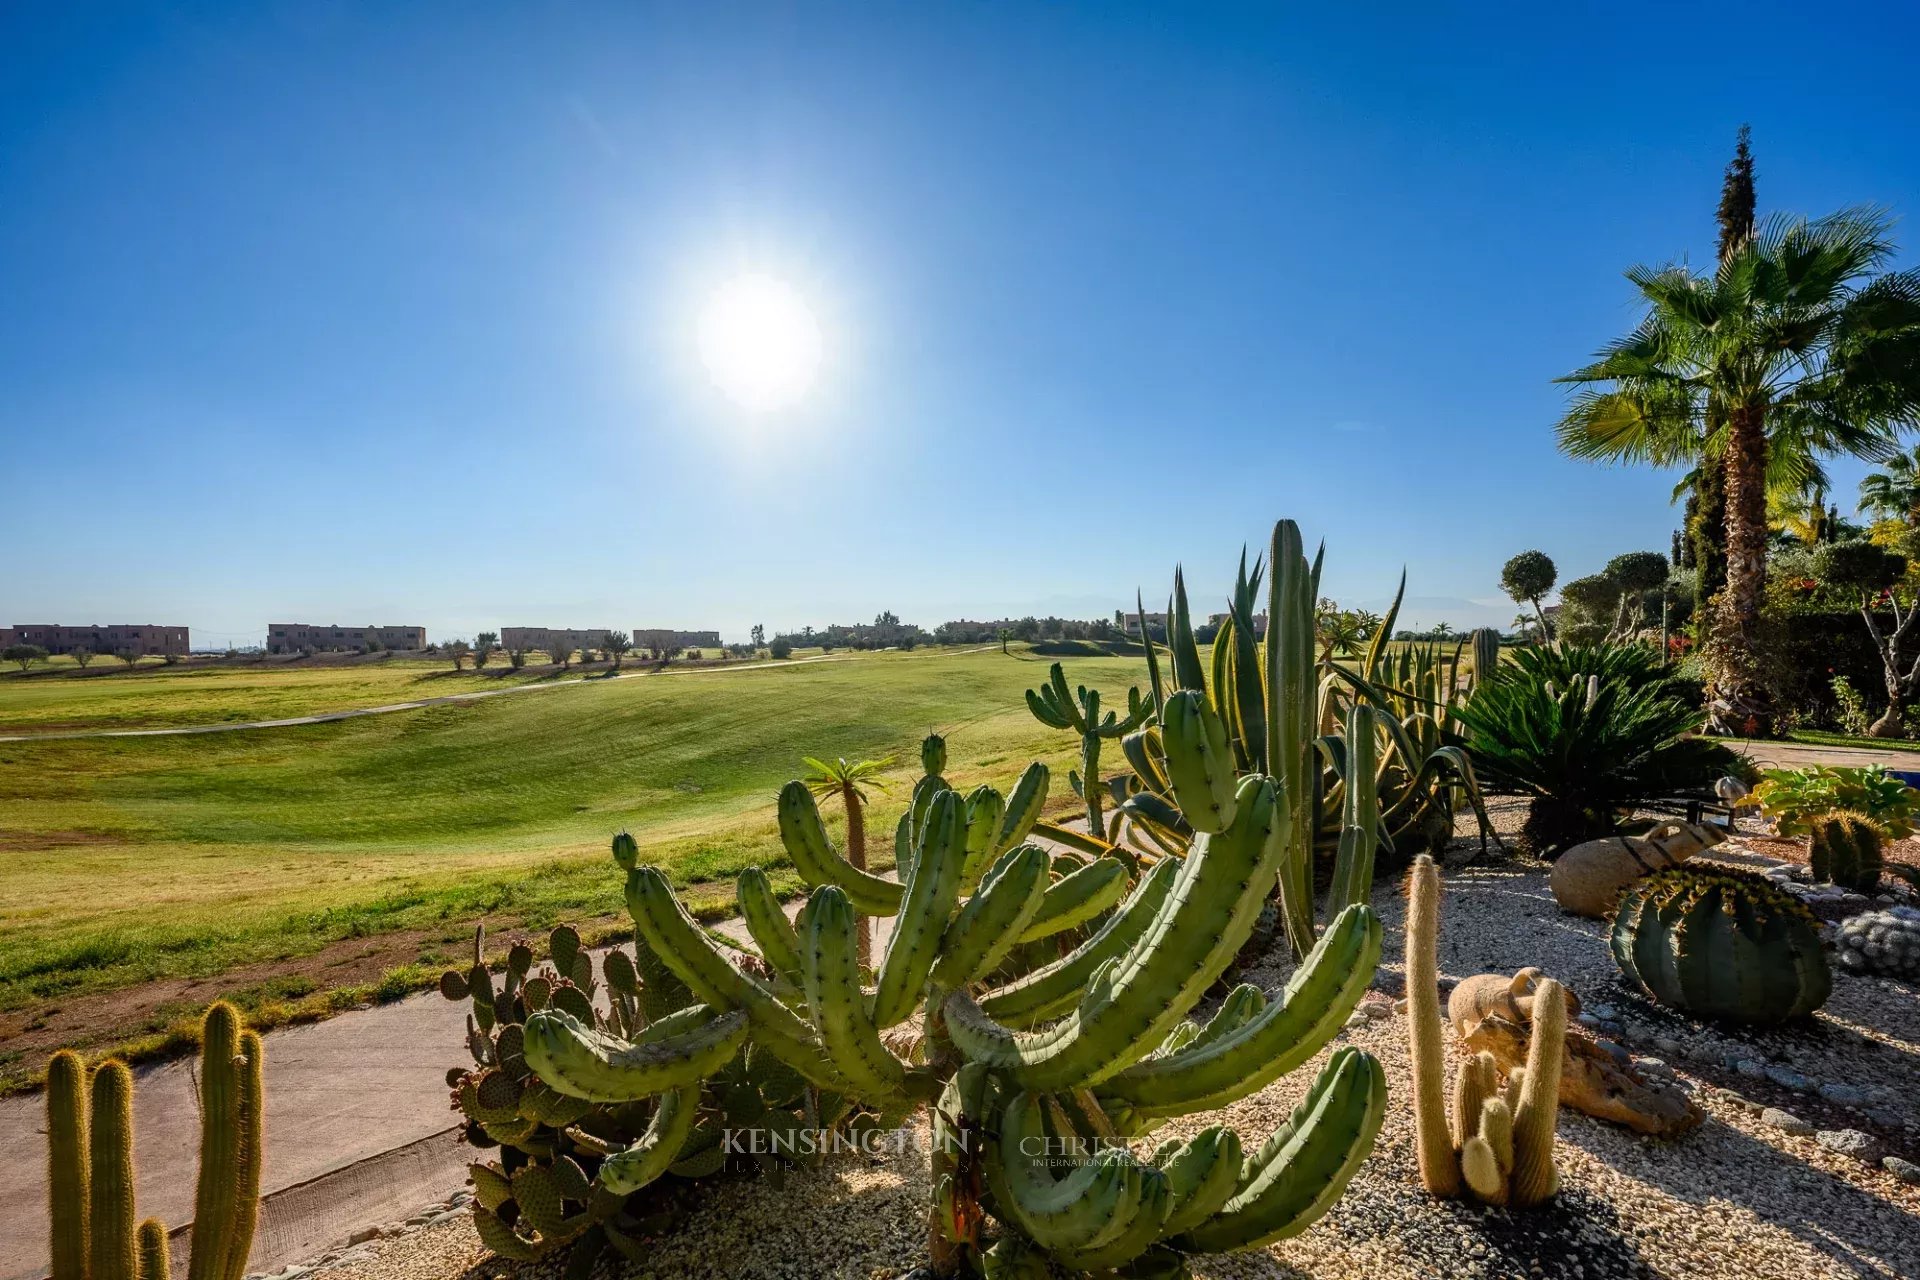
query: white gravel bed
[{"left": 295, "top": 835, "right": 1920, "bottom": 1280}]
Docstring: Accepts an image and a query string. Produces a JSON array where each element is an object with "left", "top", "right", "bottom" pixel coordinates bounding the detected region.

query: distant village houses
[
  {"left": 633, "top": 628, "right": 722, "bottom": 650},
  {"left": 500, "top": 627, "right": 613, "bottom": 655},
  {"left": 0, "top": 623, "right": 189, "bottom": 656},
  {"left": 266, "top": 623, "right": 426, "bottom": 654}
]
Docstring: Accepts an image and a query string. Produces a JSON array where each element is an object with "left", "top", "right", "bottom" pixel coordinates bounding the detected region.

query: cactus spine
[
  {"left": 44, "top": 1004, "right": 264, "bottom": 1280},
  {"left": 1406, "top": 855, "right": 1563, "bottom": 1207},
  {"left": 1808, "top": 810, "right": 1884, "bottom": 892}
]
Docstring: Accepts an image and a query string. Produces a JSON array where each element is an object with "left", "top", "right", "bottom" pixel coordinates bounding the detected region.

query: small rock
[
  {"left": 1865, "top": 1107, "right": 1905, "bottom": 1128},
  {"left": 1595, "top": 1039, "right": 1631, "bottom": 1066},
  {"left": 1361, "top": 1001, "right": 1392, "bottom": 1021},
  {"left": 1344, "top": 1012, "right": 1368, "bottom": 1030},
  {"left": 347, "top": 1227, "right": 380, "bottom": 1246},
  {"left": 1587, "top": 1003, "right": 1618, "bottom": 1020},
  {"left": 1816, "top": 1128, "right": 1885, "bottom": 1162},
  {"left": 1575, "top": 1013, "right": 1602, "bottom": 1030},
  {"left": 1884, "top": 1155, "right": 1920, "bottom": 1184},
  {"left": 1735, "top": 1058, "right": 1769, "bottom": 1080},
  {"left": 1819, "top": 1082, "right": 1870, "bottom": 1107},
  {"left": 1653, "top": 1036, "right": 1685, "bottom": 1057},
  {"left": 1392, "top": 998, "right": 1409, "bottom": 1015},
  {"left": 1761, "top": 1107, "right": 1813, "bottom": 1135},
  {"left": 1632, "top": 1056, "right": 1674, "bottom": 1079},
  {"left": 1765, "top": 1065, "right": 1813, "bottom": 1092}
]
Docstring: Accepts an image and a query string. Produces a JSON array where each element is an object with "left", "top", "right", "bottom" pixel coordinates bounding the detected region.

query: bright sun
[{"left": 697, "top": 274, "right": 823, "bottom": 412}]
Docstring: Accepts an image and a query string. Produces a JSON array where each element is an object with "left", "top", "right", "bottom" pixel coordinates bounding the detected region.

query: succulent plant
[
  {"left": 1834, "top": 906, "right": 1920, "bottom": 983},
  {"left": 1807, "top": 810, "right": 1885, "bottom": 892},
  {"left": 1024, "top": 661, "right": 1151, "bottom": 836},
  {"left": 1054, "top": 525, "right": 1491, "bottom": 960},
  {"left": 503, "top": 663, "right": 1386, "bottom": 1276},
  {"left": 45, "top": 1003, "right": 263, "bottom": 1280},
  {"left": 1406, "top": 855, "right": 1564, "bottom": 1207},
  {"left": 1610, "top": 865, "right": 1832, "bottom": 1024},
  {"left": 435, "top": 910, "right": 825, "bottom": 1264}
]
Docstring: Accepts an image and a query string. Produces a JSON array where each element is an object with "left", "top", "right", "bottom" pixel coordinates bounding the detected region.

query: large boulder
[{"left": 1550, "top": 821, "right": 1724, "bottom": 918}]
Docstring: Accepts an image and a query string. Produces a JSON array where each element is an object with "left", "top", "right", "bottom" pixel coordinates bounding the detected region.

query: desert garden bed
[{"left": 265, "top": 803, "right": 1920, "bottom": 1280}]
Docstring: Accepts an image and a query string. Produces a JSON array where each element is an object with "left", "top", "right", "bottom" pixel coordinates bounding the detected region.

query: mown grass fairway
[
  {"left": 0, "top": 647, "right": 1139, "bottom": 1041},
  {"left": 0, "top": 655, "right": 575, "bottom": 732}
]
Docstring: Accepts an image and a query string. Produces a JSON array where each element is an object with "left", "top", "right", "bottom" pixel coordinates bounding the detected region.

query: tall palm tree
[
  {"left": 802, "top": 755, "right": 893, "bottom": 964},
  {"left": 1859, "top": 443, "right": 1920, "bottom": 533},
  {"left": 1556, "top": 208, "right": 1920, "bottom": 735}
]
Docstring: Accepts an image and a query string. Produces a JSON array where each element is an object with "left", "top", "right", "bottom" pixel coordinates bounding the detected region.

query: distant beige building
[
  {"left": 3, "top": 624, "right": 189, "bottom": 655},
  {"left": 633, "top": 628, "right": 721, "bottom": 650},
  {"left": 267, "top": 623, "right": 425, "bottom": 654},
  {"left": 500, "top": 627, "right": 613, "bottom": 656}
]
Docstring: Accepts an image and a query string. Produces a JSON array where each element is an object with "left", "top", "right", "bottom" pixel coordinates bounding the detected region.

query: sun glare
[{"left": 697, "top": 274, "right": 823, "bottom": 412}]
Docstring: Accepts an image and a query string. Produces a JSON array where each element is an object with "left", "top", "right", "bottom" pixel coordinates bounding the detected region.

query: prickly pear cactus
[{"left": 438, "top": 871, "right": 831, "bottom": 1264}]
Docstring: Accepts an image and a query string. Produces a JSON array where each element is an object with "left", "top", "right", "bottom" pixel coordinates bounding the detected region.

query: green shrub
[{"left": 1751, "top": 765, "right": 1920, "bottom": 838}]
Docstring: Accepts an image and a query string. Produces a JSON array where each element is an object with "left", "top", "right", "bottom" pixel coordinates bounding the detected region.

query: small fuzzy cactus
[
  {"left": 45, "top": 1004, "right": 263, "bottom": 1280},
  {"left": 1407, "top": 855, "right": 1564, "bottom": 1208},
  {"left": 1807, "top": 810, "right": 1884, "bottom": 892},
  {"left": 1835, "top": 906, "right": 1920, "bottom": 983}
]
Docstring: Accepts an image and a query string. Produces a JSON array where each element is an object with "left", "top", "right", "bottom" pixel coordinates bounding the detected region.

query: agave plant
[{"left": 1454, "top": 646, "right": 1739, "bottom": 855}]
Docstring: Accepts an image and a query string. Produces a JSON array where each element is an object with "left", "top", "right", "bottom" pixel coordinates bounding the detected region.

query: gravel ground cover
[{"left": 285, "top": 801, "right": 1920, "bottom": 1280}]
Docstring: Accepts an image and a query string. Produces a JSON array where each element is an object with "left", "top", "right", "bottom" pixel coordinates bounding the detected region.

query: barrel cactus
[
  {"left": 1807, "top": 810, "right": 1884, "bottom": 892},
  {"left": 44, "top": 1003, "right": 263, "bottom": 1280},
  {"left": 1609, "top": 865, "right": 1831, "bottom": 1024},
  {"left": 1834, "top": 906, "right": 1920, "bottom": 983}
]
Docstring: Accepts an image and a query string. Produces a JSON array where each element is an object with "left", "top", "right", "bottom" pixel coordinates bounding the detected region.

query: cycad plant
[{"left": 1454, "top": 646, "right": 1738, "bottom": 855}]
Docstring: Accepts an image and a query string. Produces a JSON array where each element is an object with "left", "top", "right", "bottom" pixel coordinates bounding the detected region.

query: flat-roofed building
[
  {"left": 267, "top": 623, "right": 425, "bottom": 654},
  {"left": 3, "top": 624, "right": 189, "bottom": 655},
  {"left": 633, "top": 628, "right": 722, "bottom": 650},
  {"left": 500, "top": 627, "right": 614, "bottom": 656}
]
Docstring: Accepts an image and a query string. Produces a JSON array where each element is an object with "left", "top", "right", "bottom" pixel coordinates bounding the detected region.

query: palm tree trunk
[
  {"left": 1708, "top": 405, "right": 1775, "bottom": 736},
  {"left": 844, "top": 784, "right": 871, "bottom": 967}
]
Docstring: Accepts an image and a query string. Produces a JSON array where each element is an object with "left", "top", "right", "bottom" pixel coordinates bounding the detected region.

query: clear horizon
[{"left": 5, "top": 3, "right": 1918, "bottom": 646}]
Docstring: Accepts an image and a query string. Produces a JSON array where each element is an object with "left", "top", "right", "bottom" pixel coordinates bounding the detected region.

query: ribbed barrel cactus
[
  {"left": 44, "top": 1003, "right": 264, "bottom": 1280},
  {"left": 1807, "top": 810, "right": 1885, "bottom": 892},
  {"left": 1610, "top": 865, "right": 1831, "bottom": 1024}
]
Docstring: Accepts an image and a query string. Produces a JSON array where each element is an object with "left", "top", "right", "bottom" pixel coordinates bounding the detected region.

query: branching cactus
[
  {"left": 45, "top": 1003, "right": 264, "bottom": 1280},
  {"left": 500, "top": 711, "right": 1386, "bottom": 1277},
  {"left": 1407, "top": 855, "right": 1564, "bottom": 1208},
  {"left": 1024, "top": 662, "right": 1151, "bottom": 837}
]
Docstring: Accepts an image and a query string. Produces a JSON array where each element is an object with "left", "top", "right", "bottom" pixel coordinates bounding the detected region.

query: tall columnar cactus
[
  {"left": 1470, "top": 628, "right": 1501, "bottom": 691},
  {"left": 1024, "top": 662, "right": 1150, "bottom": 836},
  {"left": 44, "top": 1004, "right": 264, "bottom": 1280},
  {"left": 514, "top": 729, "right": 1387, "bottom": 1277},
  {"left": 1808, "top": 810, "right": 1884, "bottom": 892},
  {"left": 1610, "top": 865, "right": 1832, "bottom": 1024},
  {"left": 1406, "top": 855, "right": 1564, "bottom": 1208}
]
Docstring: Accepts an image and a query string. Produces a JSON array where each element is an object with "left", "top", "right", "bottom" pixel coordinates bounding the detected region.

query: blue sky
[{"left": 4, "top": 3, "right": 1918, "bottom": 647}]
